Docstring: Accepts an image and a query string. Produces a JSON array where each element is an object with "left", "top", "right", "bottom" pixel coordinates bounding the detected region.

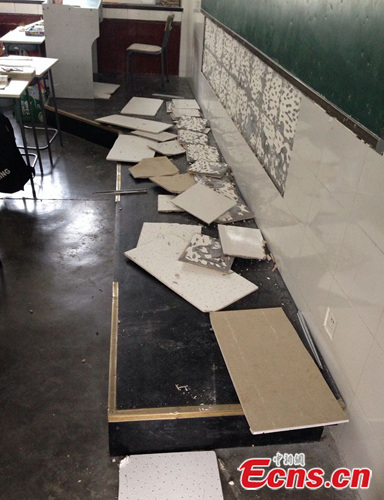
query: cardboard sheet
[
  {"left": 209, "top": 308, "right": 348, "bottom": 434},
  {"left": 172, "top": 184, "right": 236, "bottom": 224},
  {"left": 121, "top": 97, "right": 163, "bottom": 116},
  {"left": 118, "top": 451, "right": 223, "bottom": 500},
  {"left": 96, "top": 115, "right": 172, "bottom": 134},
  {"left": 149, "top": 173, "right": 195, "bottom": 194},
  {"left": 106, "top": 135, "right": 157, "bottom": 163},
  {"left": 129, "top": 156, "right": 178, "bottom": 179},
  {"left": 125, "top": 235, "right": 258, "bottom": 312}
]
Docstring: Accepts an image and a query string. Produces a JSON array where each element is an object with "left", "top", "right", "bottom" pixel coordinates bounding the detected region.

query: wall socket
[{"left": 324, "top": 307, "right": 337, "bottom": 340}]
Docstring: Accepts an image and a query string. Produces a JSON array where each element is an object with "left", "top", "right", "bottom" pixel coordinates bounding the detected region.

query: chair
[{"left": 126, "top": 14, "right": 175, "bottom": 87}]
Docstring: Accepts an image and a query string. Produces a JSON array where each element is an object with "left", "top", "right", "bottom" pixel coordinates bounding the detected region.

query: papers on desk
[{"left": 0, "top": 65, "right": 35, "bottom": 80}]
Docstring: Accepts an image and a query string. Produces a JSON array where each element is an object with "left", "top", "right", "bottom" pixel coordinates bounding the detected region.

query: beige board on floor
[
  {"left": 106, "top": 135, "right": 157, "bottom": 163},
  {"left": 209, "top": 308, "right": 348, "bottom": 434},
  {"left": 173, "top": 183, "right": 236, "bottom": 224},
  {"left": 131, "top": 130, "right": 178, "bottom": 142},
  {"left": 125, "top": 235, "right": 258, "bottom": 313},
  {"left": 129, "top": 157, "right": 178, "bottom": 179},
  {"left": 172, "top": 98, "right": 200, "bottom": 110},
  {"left": 150, "top": 173, "right": 195, "bottom": 194},
  {"left": 121, "top": 97, "right": 163, "bottom": 117},
  {"left": 96, "top": 115, "right": 172, "bottom": 134}
]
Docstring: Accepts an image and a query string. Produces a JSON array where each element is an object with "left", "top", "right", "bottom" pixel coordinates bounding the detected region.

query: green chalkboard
[{"left": 202, "top": 0, "right": 384, "bottom": 137}]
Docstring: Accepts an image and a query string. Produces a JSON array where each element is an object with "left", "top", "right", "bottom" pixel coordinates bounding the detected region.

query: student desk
[
  {"left": 0, "top": 26, "right": 45, "bottom": 56},
  {"left": 0, "top": 56, "right": 62, "bottom": 170}
]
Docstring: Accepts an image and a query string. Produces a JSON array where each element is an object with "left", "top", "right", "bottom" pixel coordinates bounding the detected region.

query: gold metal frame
[{"left": 107, "top": 281, "right": 244, "bottom": 423}]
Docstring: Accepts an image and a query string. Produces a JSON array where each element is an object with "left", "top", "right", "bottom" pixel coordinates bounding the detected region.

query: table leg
[
  {"left": 15, "top": 99, "right": 36, "bottom": 199},
  {"left": 37, "top": 77, "right": 54, "bottom": 166},
  {"left": 48, "top": 69, "right": 63, "bottom": 146},
  {"left": 25, "top": 90, "right": 43, "bottom": 175}
]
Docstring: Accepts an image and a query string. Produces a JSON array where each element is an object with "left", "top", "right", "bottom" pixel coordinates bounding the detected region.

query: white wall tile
[
  {"left": 289, "top": 235, "right": 332, "bottom": 328},
  {"left": 0, "top": 3, "right": 15, "bottom": 13},
  {"left": 375, "top": 311, "right": 384, "bottom": 352},
  {"left": 318, "top": 119, "right": 367, "bottom": 211},
  {"left": 327, "top": 278, "right": 373, "bottom": 393},
  {"left": 356, "top": 340, "right": 384, "bottom": 452},
  {"left": 352, "top": 146, "right": 384, "bottom": 254},
  {"left": 291, "top": 95, "right": 332, "bottom": 176},
  {"left": 339, "top": 398, "right": 384, "bottom": 499},
  {"left": 305, "top": 179, "right": 348, "bottom": 276},
  {"left": 335, "top": 222, "right": 384, "bottom": 335},
  {"left": 14, "top": 3, "right": 40, "bottom": 14}
]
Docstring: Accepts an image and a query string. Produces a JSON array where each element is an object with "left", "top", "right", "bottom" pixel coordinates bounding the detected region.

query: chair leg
[
  {"left": 160, "top": 52, "right": 165, "bottom": 88},
  {"left": 164, "top": 49, "right": 169, "bottom": 82}
]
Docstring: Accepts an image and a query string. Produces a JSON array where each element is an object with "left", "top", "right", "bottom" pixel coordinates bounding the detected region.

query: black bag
[{"left": 0, "top": 113, "right": 34, "bottom": 193}]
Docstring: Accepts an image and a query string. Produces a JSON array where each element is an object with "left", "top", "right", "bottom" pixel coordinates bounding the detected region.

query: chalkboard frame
[{"left": 202, "top": 9, "right": 381, "bottom": 153}]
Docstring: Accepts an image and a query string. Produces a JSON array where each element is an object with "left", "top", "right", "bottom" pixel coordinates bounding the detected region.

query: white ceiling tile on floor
[
  {"left": 118, "top": 451, "right": 224, "bottom": 500},
  {"left": 93, "top": 82, "right": 120, "bottom": 97},
  {"left": 106, "top": 135, "right": 157, "bottom": 163},
  {"left": 170, "top": 108, "right": 202, "bottom": 119},
  {"left": 131, "top": 130, "right": 177, "bottom": 142},
  {"left": 149, "top": 139, "right": 186, "bottom": 157},
  {"left": 218, "top": 224, "right": 266, "bottom": 259},
  {"left": 125, "top": 235, "right": 257, "bottom": 312},
  {"left": 136, "top": 222, "right": 202, "bottom": 247},
  {"left": 173, "top": 184, "right": 236, "bottom": 224},
  {"left": 158, "top": 194, "right": 185, "bottom": 212},
  {"left": 121, "top": 97, "right": 163, "bottom": 116},
  {"left": 172, "top": 98, "right": 200, "bottom": 110},
  {"left": 96, "top": 115, "right": 172, "bottom": 133}
]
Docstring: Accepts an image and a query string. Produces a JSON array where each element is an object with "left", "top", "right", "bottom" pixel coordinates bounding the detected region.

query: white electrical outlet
[{"left": 324, "top": 307, "right": 337, "bottom": 339}]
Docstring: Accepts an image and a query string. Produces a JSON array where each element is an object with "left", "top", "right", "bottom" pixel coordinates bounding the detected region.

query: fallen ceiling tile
[
  {"left": 131, "top": 130, "right": 177, "bottom": 142},
  {"left": 125, "top": 235, "right": 257, "bottom": 312},
  {"left": 96, "top": 115, "right": 172, "bottom": 134},
  {"left": 210, "top": 308, "right": 348, "bottom": 434},
  {"left": 118, "top": 451, "right": 223, "bottom": 500},
  {"left": 158, "top": 194, "right": 185, "bottom": 213},
  {"left": 149, "top": 173, "right": 195, "bottom": 194},
  {"left": 106, "top": 135, "right": 157, "bottom": 163},
  {"left": 121, "top": 97, "right": 163, "bottom": 116},
  {"left": 188, "top": 160, "right": 228, "bottom": 178},
  {"left": 136, "top": 222, "right": 202, "bottom": 247},
  {"left": 218, "top": 225, "right": 266, "bottom": 259},
  {"left": 172, "top": 183, "right": 236, "bottom": 224},
  {"left": 149, "top": 139, "right": 186, "bottom": 157},
  {"left": 179, "top": 233, "right": 234, "bottom": 273},
  {"left": 129, "top": 156, "right": 178, "bottom": 179}
]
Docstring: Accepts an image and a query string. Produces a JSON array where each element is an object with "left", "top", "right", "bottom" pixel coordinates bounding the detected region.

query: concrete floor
[{"left": 0, "top": 92, "right": 359, "bottom": 499}]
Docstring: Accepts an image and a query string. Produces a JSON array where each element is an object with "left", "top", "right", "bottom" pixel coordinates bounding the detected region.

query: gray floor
[{"left": 0, "top": 104, "right": 359, "bottom": 499}]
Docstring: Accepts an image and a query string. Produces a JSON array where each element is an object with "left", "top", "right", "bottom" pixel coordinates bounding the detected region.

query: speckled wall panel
[
  {"left": 202, "top": 0, "right": 384, "bottom": 137},
  {"left": 202, "top": 18, "right": 302, "bottom": 195}
]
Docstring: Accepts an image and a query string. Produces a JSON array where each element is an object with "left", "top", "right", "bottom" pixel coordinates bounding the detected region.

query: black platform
[{"left": 46, "top": 76, "right": 342, "bottom": 456}]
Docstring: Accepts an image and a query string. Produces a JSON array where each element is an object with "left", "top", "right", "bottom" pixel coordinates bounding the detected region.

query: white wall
[{"left": 190, "top": 1, "right": 384, "bottom": 498}]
